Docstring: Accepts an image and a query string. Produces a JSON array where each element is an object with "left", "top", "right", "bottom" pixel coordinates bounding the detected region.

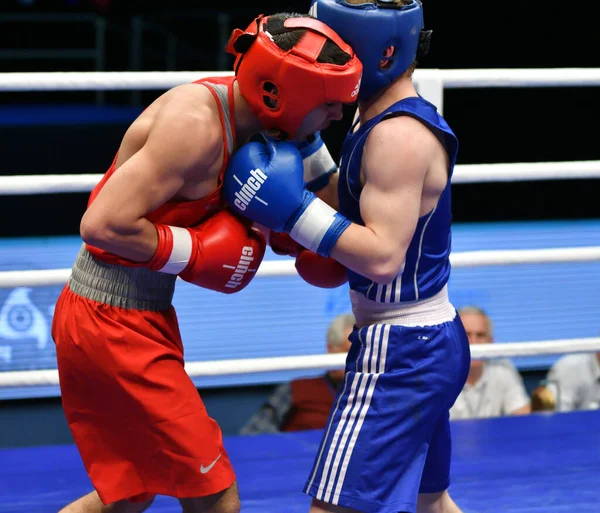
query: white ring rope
[
  {"left": 425, "top": 68, "right": 600, "bottom": 88},
  {"left": 0, "top": 71, "right": 228, "bottom": 92},
  {"left": 2, "top": 160, "right": 600, "bottom": 196},
  {"left": 1, "top": 68, "right": 600, "bottom": 92},
  {"left": 450, "top": 160, "right": 600, "bottom": 184},
  {"left": 1, "top": 247, "right": 600, "bottom": 289},
  {"left": 1, "top": 337, "right": 599, "bottom": 388}
]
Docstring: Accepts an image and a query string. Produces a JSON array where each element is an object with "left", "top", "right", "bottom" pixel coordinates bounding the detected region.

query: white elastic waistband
[{"left": 351, "top": 285, "right": 456, "bottom": 327}]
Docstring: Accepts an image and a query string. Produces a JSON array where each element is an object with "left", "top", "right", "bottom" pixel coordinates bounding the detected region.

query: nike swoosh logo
[{"left": 200, "top": 453, "right": 221, "bottom": 474}]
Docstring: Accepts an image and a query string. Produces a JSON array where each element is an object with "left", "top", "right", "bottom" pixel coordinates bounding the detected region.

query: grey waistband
[{"left": 67, "top": 244, "right": 176, "bottom": 311}]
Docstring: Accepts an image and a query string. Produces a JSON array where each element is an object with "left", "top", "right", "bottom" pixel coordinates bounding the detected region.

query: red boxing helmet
[{"left": 226, "top": 14, "right": 363, "bottom": 139}]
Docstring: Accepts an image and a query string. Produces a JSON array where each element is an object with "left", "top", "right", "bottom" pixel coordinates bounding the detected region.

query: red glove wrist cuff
[{"left": 147, "top": 224, "right": 193, "bottom": 274}]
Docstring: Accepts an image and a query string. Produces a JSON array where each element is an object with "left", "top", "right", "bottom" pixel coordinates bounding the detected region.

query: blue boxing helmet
[{"left": 309, "top": 0, "right": 432, "bottom": 100}]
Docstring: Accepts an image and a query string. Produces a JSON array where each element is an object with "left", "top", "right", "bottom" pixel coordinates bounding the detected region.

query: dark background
[{"left": 1, "top": 0, "right": 599, "bottom": 238}]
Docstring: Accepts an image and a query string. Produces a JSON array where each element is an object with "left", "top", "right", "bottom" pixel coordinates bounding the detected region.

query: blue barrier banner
[{"left": 1, "top": 220, "right": 600, "bottom": 399}]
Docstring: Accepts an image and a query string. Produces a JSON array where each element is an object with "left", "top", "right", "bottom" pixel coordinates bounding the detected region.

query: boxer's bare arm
[
  {"left": 80, "top": 91, "right": 223, "bottom": 263},
  {"left": 330, "top": 116, "right": 444, "bottom": 285}
]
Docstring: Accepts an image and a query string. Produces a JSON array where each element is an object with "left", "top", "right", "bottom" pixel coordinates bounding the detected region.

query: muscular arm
[
  {"left": 80, "top": 93, "right": 221, "bottom": 262},
  {"left": 330, "top": 116, "right": 433, "bottom": 284}
]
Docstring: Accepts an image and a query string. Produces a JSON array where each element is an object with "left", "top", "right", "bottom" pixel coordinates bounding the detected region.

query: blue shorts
[{"left": 303, "top": 315, "right": 470, "bottom": 513}]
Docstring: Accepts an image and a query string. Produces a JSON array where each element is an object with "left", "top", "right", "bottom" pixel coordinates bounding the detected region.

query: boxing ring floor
[{"left": 1, "top": 410, "right": 599, "bottom": 513}]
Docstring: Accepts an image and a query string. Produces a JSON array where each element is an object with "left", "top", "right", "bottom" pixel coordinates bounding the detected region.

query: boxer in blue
[{"left": 224, "top": 2, "right": 469, "bottom": 512}]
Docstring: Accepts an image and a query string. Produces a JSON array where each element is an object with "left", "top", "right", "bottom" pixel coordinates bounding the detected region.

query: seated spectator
[
  {"left": 531, "top": 352, "right": 600, "bottom": 412},
  {"left": 240, "top": 313, "right": 354, "bottom": 434},
  {"left": 450, "top": 306, "right": 531, "bottom": 420}
]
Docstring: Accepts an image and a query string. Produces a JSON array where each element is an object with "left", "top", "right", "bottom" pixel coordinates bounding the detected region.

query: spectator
[
  {"left": 240, "top": 313, "right": 354, "bottom": 434},
  {"left": 450, "top": 306, "right": 531, "bottom": 420},
  {"left": 532, "top": 352, "right": 600, "bottom": 412}
]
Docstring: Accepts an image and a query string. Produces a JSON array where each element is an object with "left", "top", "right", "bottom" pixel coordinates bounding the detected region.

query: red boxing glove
[
  {"left": 295, "top": 248, "right": 348, "bottom": 289},
  {"left": 268, "top": 231, "right": 303, "bottom": 257},
  {"left": 268, "top": 231, "right": 347, "bottom": 288},
  {"left": 147, "top": 210, "right": 266, "bottom": 294}
]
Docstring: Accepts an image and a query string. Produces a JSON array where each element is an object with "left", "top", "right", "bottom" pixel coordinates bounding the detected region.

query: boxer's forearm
[{"left": 80, "top": 215, "right": 159, "bottom": 263}]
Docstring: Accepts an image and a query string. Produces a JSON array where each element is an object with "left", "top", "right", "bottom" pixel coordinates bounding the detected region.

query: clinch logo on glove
[
  {"left": 224, "top": 246, "right": 256, "bottom": 289},
  {"left": 233, "top": 168, "right": 267, "bottom": 212}
]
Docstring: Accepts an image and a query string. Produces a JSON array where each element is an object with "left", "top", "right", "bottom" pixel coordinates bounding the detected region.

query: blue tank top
[{"left": 338, "top": 96, "right": 459, "bottom": 304}]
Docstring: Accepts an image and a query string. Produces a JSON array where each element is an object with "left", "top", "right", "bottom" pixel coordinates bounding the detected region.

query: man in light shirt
[
  {"left": 450, "top": 306, "right": 531, "bottom": 420},
  {"left": 540, "top": 352, "right": 600, "bottom": 411}
]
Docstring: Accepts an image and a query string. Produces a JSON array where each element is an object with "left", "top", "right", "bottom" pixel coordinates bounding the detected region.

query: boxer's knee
[
  {"left": 58, "top": 491, "right": 155, "bottom": 513},
  {"left": 417, "top": 490, "right": 462, "bottom": 513},
  {"left": 111, "top": 494, "right": 155, "bottom": 513},
  {"left": 178, "top": 482, "right": 240, "bottom": 513}
]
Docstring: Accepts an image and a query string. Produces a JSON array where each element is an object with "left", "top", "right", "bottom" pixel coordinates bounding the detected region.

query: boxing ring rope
[
  {"left": 1, "top": 67, "right": 599, "bottom": 389},
  {"left": 2, "top": 160, "right": 600, "bottom": 196},
  {"left": 2, "top": 68, "right": 600, "bottom": 91},
  {"left": 1, "top": 337, "right": 600, "bottom": 388},
  {"left": 1, "top": 246, "right": 600, "bottom": 289}
]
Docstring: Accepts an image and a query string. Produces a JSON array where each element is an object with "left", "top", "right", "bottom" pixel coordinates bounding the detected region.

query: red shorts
[{"left": 51, "top": 285, "right": 236, "bottom": 505}]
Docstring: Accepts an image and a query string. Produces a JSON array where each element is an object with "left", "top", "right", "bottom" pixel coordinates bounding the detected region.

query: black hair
[{"left": 265, "top": 12, "right": 352, "bottom": 65}]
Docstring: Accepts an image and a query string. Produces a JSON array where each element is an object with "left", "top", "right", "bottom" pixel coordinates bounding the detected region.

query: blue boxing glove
[
  {"left": 292, "top": 131, "right": 337, "bottom": 192},
  {"left": 224, "top": 138, "right": 350, "bottom": 258}
]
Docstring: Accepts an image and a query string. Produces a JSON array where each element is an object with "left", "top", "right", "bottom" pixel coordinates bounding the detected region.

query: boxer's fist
[
  {"left": 148, "top": 210, "right": 266, "bottom": 294},
  {"left": 223, "top": 138, "right": 315, "bottom": 233},
  {"left": 268, "top": 231, "right": 303, "bottom": 257},
  {"left": 295, "top": 249, "right": 348, "bottom": 288},
  {"left": 225, "top": 138, "right": 351, "bottom": 258},
  {"left": 267, "top": 231, "right": 347, "bottom": 288}
]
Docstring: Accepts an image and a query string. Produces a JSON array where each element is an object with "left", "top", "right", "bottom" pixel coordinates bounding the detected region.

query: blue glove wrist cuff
[{"left": 287, "top": 194, "right": 351, "bottom": 257}]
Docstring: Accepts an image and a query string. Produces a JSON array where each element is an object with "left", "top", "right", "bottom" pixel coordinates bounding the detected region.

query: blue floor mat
[{"left": 1, "top": 410, "right": 599, "bottom": 512}]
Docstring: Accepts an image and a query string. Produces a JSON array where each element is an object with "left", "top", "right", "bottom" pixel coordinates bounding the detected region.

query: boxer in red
[{"left": 51, "top": 12, "right": 362, "bottom": 513}]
